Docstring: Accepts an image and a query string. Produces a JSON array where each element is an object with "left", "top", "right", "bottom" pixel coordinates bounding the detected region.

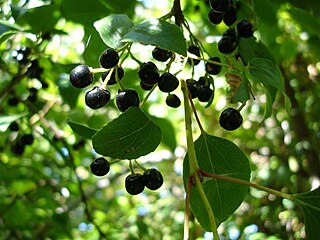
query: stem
[
  {"left": 134, "top": 159, "right": 147, "bottom": 172},
  {"left": 89, "top": 67, "right": 108, "bottom": 74},
  {"left": 184, "top": 176, "right": 192, "bottom": 240},
  {"left": 200, "top": 170, "right": 294, "bottom": 200},
  {"left": 171, "top": 0, "right": 184, "bottom": 26},
  {"left": 188, "top": 96, "right": 205, "bottom": 133},
  {"left": 139, "top": 84, "right": 157, "bottom": 108},
  {"left": 181, "top": 80, "right": 220, "bottom": 239}
]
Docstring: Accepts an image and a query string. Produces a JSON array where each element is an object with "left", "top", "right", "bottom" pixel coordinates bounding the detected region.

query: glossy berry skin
[
  {"left": 166, "top": 94, "right": 181, "bottom": 108},
  {"left": 152, "top": 47, "right": 172, "bottom": 62},
  {"left": 90, "top": 157, "right": 110, "bottom": 176},
  {"left": 21, "top": 134, "right": 34, "bottom": 145},
  {"left": 85, "top": 87, "right": 111, "bottom": 109},
  {"left": 237, "top": 20, "right": 254, "bottom": 38},
  {"left": 158, "top": 72, "right": 179, "bottom": 93},
  {"left": 187, "top": 45, "right": 201, "bottom": 65},
  {"left": 70, "top": 65, "right": 93, "bottom": 88},
  {"left": 138, "top": 62, "right": 160, "bottom": 85},
  {"left": 209, "top": 0, "right": 230, "bottom": 13},
  {"left": 116, "top": 89, "right": 140, "bottom": 112},
  {"left": 186, "top": 79, "right": 200, "bottom": 98},
  {"left": 205, "top": 57, "right": 222, "bottom": 75},
  {"left": 198, "top": 86, "right": 213, "bottom": 102},
  {"left": 99, "top": 49, "right": 119, "bottom": 69},
  {"left": 219, "top": 107, "right": 243, "bottom": 131},
  {"left": 102, "top": 67, "right": 124, "bottom": 85},
  {"left": 218, "top": 36, "right": 237, "bottom": 54},
  {"left": 140, "top": 81, "right": 153, "bottom": 91},
  {"left": 143, "top": 168, "right": 163, "bottom": 190},
  {"left": 223, "top": 5, "right": 237, "bottom": 26},
  {"left": 125, "top": 173, "right": 145, "bottom": 195},
  {"left": 208, "top": 9, "right": 223, "bottom": 25}
]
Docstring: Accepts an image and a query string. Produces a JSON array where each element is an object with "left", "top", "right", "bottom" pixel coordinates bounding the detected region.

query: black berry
[
  {"left": 223, "top": 5, "right": 237, "bottom": 26},
  {"left": 205, "top": 57, "right": 222, "bottom": 75},
  {"left": 166, "top": 94, "right": 181, "bottom": 108},
  {"left": 99, "top": 49, "right": 119, "bottom": 69},
  {"left": 11, "top": 140, "right": 25, "bottom": 155},
  {"left": 138, "top": 62, "right": 160, "bottom": 85},
  {"left": 208, "top": 9, "right": 223, "bottom": 25},
  {"left": 143, "top": 168, "right": 163, "bottom": 190},
  {"left": 158, "top": 72, "right": 179, "bottom": 93},
  {"left": 21, "top": 134, "right": 34, "bottom": 145},
  {"left": 219, "top": 107, "right": 243, "bottom": 131},
  {"left": 27, "top": 88, "right": 38, "bottom": 103},
  {"left": 237, "top": 20, "right": 254, "bottom": 38},
  {"left": 186, "top": 79, "right": 200, "bottom": 98},
  {"left": 198, "top": 86, "right": 213, "bottom": 102},
  {"left": 85, "top": 87, "right": 111, "bottom": 109},
  {"left": 125, "top": 173, "right": 145, "bottom": 195},
  {"left": 70, "top": 65, "right": 93, "bottom": 88},
  {"left": 152, "top": 47, "right": 173, "bottom": 62},
  {"left": 187, "top": 45, "right": 201, "bottom": 65},
  {"left": 27, "top": 60, "right": 43, "bottom": 79},
  {"left": 8, "top": 95, "right": 19, "bottom": 106},
  {"left": 140, "top": 81, "right": 153, "bottom": 91},
  {"left": 209, "top": 0, "right": 230, "bottom": 13},
  {"left": 102, "top": 67, "right": 124, "bottom": 85},
  {"left": 116, "top": 89, "right": 140, "bottom": 112},
  {"left": 218, "top": 36, "right": 237, "bottom": 54},
  {"left": 90, "top": 157, "right": 110, "bottom": 176},
  {"left": 9, "top": 121, "right": 19, "bottom": 132}
]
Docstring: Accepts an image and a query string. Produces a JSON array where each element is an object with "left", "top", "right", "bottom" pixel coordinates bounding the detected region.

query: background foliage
[{"left": 1, "top": 0, "right": 320, "bottom": 239}]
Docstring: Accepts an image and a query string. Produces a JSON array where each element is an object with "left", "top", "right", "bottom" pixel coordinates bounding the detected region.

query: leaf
[
  {"left": 67, "top": 121, "right": 97, "bottom": 139},
  {"left": 294, "top": 187, "right": 320, "bottom": 240},
  {"left": 94, "top": 14, "right": 134, "bottom": 49},
  {"left": 122, "top": 18, "right": 187, "bottom": 56},
  {"left": 183, "top": 133, "right": 250, "bottom": 231},
  {"left": 248, "top": 58, "right": 285, "bottom": 91},
  {"left": 238, "top": 37, "right": 275, "bottom": 65},
  {"left": 0, "top": 30, "right": 19, "bottom": 45},
  {"left": 0, "top": 20, "right": 24, "bottom": 34},
  {"left": 57, "top": 75, "right": 81, "bottom": 108},
  {"left": 92, "top": 107, "right": 162, "bottom": 160},
  {"left": 0, "top": 113, "right": 28, "bottom": 131}
]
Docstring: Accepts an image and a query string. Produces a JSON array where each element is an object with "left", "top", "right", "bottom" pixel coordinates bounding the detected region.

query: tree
[{"left": 1, "top": 0, "right": 320, "bottom": 239}]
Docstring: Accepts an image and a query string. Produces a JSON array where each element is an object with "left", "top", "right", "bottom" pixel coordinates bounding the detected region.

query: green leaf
[
  {"left": 183, "top": 133, "right": 250, "bottom": 230},
  {"left": 0, "top": 112, "right": 28, "bottom": 131},
  {"left": 94, "top": 14, "right": 134, "bottom": 49},
  {"left": 57, "top": 75, "right": 81, "bottom": 109},
  {"left": 294, "top": 187, "right": 320, "bottom": 240},
  {"left": 67, "top": 121, "right": 97, "bottom": 139},
  {"left": 0, "top": 20, "right": 24, "bottom": 34},
  {"left": 289, "top": 8, "right": 320, "bottom": 38},
  {"left": 238, "top": 37, "right": 275, "bottom": 65},
  {"left": 248, "top": 58, "right": 284, "bottom": 91},
  {"left": 92, "top": 107, "right": 162, "bottom": 160},
  {"left": 0, "top": 31, "right": 18, "bottom": 45},
  {"left": 121, "top": 18, "right": 187, "bottom": 56}
]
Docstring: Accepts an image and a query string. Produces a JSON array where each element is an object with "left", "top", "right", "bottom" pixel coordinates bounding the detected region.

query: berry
[
  {"left": 116, "top": 89, "right": 140, "bottom": 112},
  {"left": 209, "top": 0, "right": 230, "bottom": 13},
  {"left": 186, "top": 79, "right": 200, "bottom": 98},
  {"left": 8, "top": 95, "right": 19, "bottom": 106},
  {"left": 143, "top": 168, "right": 163, "bottom": 190},
  {"left": 237, "top": 20, "right": 254, "bottom": 38},
  {"left": 166, "top": 94, "right": 181, "bottom": 108},
  {"left": 187, "top": 45, "right": 201, "bottom": 65},
  {"left": 152, "top": 47, "right": 173, "bottom": 62},
  {"left": 27, "top": 88, "right": 38, "bottom": 103},
  {"left": 140, "top": 81, "right": 153, "bottom": 91},
  {"left": 90, "top": 157, "right": 110, "bottom": 176},
  {"left": 21, "top": 134, "right": 34, "bottom": 145},
  {"left": 205, "top": 57, "right": 222, "bottom": 75},
  {"left": 125, "top": 173, "right": 145, "bottom": 195},
  {"left": 198, "top": 86, "right": 214, "bottom": 102},
  {"left": 11, "top": 140, "right": 25, "bottom": 155},
  {"left": 223, "top": 5, "right": 237, "bottom": 26},
  {"left": 70, "top": 65, "right": 93, "bottom": 88},
  {"left": 208, "top": 9, "right": 223, "bottom": 25},
  {"left": 158, "top": 72, "right": 179, "bottom": 93},
  {"left": 219, "top": 107, "right": 243, "bottom": 131},
  {"left": 85, "top": 87, "right": 111, "bottom": 109},
  {"left": 218, "top": 36, "right": 237, "bottom": 54},
  {"left": 27, "top": 60, "right": 43, "bottom": 79},
  {"left": 9, "top": 121, "right": 19, "bottom": 131},
  {"left": 102, "top": 67, "right": 124, "bottom": 85},
  {"left": 138, "top": 62, "right": 160, "bottom": 85},
  {"left": 99, "top": 49, "right": 119, "bottom": 69}
]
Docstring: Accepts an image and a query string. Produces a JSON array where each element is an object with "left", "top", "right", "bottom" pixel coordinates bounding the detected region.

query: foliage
[{"left": 1, "top": 0, "right": 320, "bottom": 239}]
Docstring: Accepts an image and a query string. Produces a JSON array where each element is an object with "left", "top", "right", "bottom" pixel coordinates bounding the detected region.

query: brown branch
[{"left": 171, "top": 0, "right": 185, "bottom": 26}]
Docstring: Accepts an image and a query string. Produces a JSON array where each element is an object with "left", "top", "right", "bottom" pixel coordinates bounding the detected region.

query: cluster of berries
[
  {"left": 8, "top": 121, "right": 35, "bottom": 155},
  {"left": 208, "top": 0, "right": 254, "bottom": 54},
  {"left": 90, "top": 157, "right": 163, "bottom": 195}
]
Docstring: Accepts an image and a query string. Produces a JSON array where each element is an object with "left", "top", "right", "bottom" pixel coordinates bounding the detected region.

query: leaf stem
[
  {"left": 184, "top": 176, "right": 192, "bottom": 240},
  {"left": 139, "top": 84, "right": 157, "bottom": 108},
  {"left": 188, "top": 95, "right": 205, "bottom": 133},
  {"left": 200, "top": 170, "right": 294, "bottom": 200}
]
